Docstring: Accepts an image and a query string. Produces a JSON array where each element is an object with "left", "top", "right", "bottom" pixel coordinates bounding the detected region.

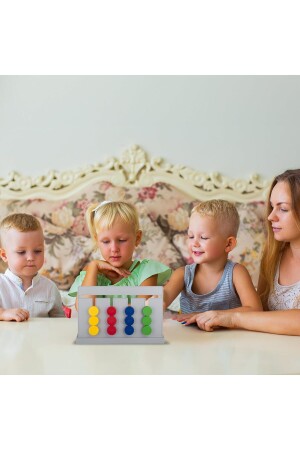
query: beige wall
[{"left": 0, "top": 75, "right": 299, "bottom": 179}]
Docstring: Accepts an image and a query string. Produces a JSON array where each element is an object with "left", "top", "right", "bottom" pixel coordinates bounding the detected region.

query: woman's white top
[{"left": 268, "top": 263, "right": 300, "bottom": 310}]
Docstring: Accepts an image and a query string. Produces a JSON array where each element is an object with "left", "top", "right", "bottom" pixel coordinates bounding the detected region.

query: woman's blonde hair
[
  {"left": 259, "top": 169, "right": 300, "bottom": 306},
  {"left": 0, "top": 213, "right": 42, "bottom": 244},
  {"left": 86, "top": 201, "right": 140, "bottom": 245},
  {"left": 192, "top": 199, "right": 240, "bottom": 237}
]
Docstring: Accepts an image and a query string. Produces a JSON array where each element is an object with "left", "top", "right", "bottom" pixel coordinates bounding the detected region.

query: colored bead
[
  {"left": 89, "top": 316, "right": 99, "bottom": 326},
  {"left": 89, "top": 325, "right": 99, "bottom": 336},
  {"left": 142, "top": 306, "right": 152, "bottom": 316},
  {"left": 107, "top": 325, "right": 117, "bottom": 335},
  {"left": 107, "top": 316, "right": 117, "bottom": 325},
  {"left": 141, "top": 325, "right": 152, "bottom": 336},
  {"left": 125, "top": 325, "right": 134, "bottom": 335},
  {"left": 88, "top": 306, "right": 99, "bottom": 316},
  {"left": 142, "top": 316, "right": 152, "bottom": 326},
  {"left": 107, "top": 306, "right": 116, "bottom": 316},
  {"left": 125, "top": 306, "right": 134, "bottom": 316},
  {"left": 124, "top": 315, "right": 134, "bottom": 326}
]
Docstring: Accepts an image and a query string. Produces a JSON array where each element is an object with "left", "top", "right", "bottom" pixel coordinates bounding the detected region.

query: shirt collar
[{"left": 5, "top": 268, "right": 40, "bottom": 289}]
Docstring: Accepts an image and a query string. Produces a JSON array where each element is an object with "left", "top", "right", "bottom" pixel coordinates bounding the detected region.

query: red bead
[
  {"left": 107, "top": 325, "right": 117, "bottom": 335},
  {"left": 107, "top": 316, "right": 117, "bottom": 325},
  {"left": 107, "top": 306, "right": 117, "bottom": 316}
]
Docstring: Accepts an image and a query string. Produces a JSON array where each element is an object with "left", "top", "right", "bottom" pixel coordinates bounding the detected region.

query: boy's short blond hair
[
  {"left": 192, "top": 200, "right": 240, "bottom": 237},
  {"left": 86, "top": 201, "right": 140, "bottom": 245},
  {"left": 0, "top": 213, "right": 42, "bottom": 244}
]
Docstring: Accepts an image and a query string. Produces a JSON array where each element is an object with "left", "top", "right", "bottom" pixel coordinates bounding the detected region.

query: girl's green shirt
[{"left": 68, "top": 259, "right": 171, "bottom": 297}]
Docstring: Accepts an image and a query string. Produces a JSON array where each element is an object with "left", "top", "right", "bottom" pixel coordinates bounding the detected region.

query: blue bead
[
  {"left": 125, "top": 325, "right": 134, "bottom": 335},
  {"left": 125, "top": 316, "right": 134, "bottom": 326},
  {"left": 125, "top": 306, "right": 134, "bottom": 316}
]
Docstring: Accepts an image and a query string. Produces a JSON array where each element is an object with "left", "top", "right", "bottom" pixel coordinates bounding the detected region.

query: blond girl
[{"left": 68, "top": 201, "right": 171, "bottom": 309}]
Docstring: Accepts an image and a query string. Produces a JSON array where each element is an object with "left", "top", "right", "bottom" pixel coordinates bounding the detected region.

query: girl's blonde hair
[
  {"left": 0, "top": 213, "right": 42, "bottom": 244},
  {"left": 259, "top": 169, "right": 300, "bottom": 306},
  {"left": 192, "top": 200, "right": 240, "bottom": 237},
  {"left": 86, "top": 201, "right": 140, "bottom": 245}
]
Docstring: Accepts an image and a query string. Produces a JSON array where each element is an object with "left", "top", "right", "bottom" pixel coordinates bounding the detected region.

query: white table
[{"left": 1, "top": 317, "right": 300, "bottom": 374}]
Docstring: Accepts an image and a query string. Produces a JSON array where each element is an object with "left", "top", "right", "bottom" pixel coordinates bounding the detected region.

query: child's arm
[
  {"left": 232, "top": 264, "right": 263, "bottom": 311},
  {"left": 0, "top": 307, "right": 29, "bottom": 322},
  {"left": 163, "top": 267, "right": 185, "bottom": 310},
  {"left": 75, "top": 260, "right": 131, "bottom": 310},
  {"left": 82, "top": 260, "right": 131, "bottom": 286}
]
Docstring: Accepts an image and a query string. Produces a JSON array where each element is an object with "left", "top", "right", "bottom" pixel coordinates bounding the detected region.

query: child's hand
[
  {"left": 0, "top": 308, "right": 30, "bottom": 322},
  {"left": 92, "top": 260, "right": 131, "bottom": 281},
  {"left": 184, "top": 310, "right": 236, "bottom": 331}
]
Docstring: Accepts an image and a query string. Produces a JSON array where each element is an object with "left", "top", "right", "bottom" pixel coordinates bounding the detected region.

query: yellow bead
[
  {"left": 89, "top": 325, "right": 99, "bottom": 336},
  {"left": 88, "top": 306, "right": 99, "bottom": 316},
  {"left": 89, "top": 316, "right": 99, "bottom": 326}
]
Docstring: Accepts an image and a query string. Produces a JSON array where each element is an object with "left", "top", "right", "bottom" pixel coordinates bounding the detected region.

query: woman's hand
[
  {"left": 172, "top": 312, "right": 197, "bottom": 322},
  {"left": 183, "top": 310, "right": 237, "bottom": 331}
]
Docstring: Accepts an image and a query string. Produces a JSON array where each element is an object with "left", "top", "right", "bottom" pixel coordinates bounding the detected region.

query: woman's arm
[
  {"left": 163, "top": 267, "right": 185, "bottom": 310},
  {"left": 184, "top": 308, "right": 300, "bottom": 335},
  {"left": 232, "top": 264, "right": 263, "bottom": 312},
  {"left": 232, "top": 309, "right": 300, "bottom": 335}
]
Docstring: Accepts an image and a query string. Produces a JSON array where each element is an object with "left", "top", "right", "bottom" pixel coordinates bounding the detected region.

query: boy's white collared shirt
[{"left": 0, "top": 269, "right": 64, "bottom": 317}]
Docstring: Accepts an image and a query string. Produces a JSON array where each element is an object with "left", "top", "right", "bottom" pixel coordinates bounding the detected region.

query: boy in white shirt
[{"left": 0, "top": 213, "right": 64, "bottom": 321}]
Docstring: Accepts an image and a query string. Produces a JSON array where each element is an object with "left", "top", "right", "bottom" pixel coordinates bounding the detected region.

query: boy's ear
[
  {"left": 225, "top": 236, "right": 237, "bottom": 253},
  {"left": 0, "top": 247, "right": 8, "bottom": 263},
  {"left": 135, "top": 229, "right": 142, "bottom": 246}
]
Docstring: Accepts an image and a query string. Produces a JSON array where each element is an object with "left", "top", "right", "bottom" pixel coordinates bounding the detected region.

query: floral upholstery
[{"left": 0, "top": 181, "right": 266, "bottom": 290}]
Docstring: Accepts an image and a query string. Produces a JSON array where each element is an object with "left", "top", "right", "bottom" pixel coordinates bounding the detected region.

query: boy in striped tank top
[{"left": 164, "top": 200, "right": 262, "bottom": 328}]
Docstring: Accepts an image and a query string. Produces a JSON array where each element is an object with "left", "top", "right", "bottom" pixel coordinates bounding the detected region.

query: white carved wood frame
[{"left": 0, "top": 145, "right": 271, "bottom": 202}]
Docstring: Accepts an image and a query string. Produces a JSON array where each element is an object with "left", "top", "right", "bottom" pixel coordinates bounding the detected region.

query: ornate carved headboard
[{"left": 0, "top": 145, "right": 270, "bottom": 201}]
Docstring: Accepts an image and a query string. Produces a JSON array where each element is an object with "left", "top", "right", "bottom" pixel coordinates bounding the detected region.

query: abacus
[{"left": 75, "top": 286, "right": 165, "bottom": 344}]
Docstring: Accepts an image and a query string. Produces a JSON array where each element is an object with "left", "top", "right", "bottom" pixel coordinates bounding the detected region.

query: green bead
[
  {"left": 142, "top": 316, "right": 152, "bottom": 326},
  {"left": 142, "top": 325, "right": 152, "bottom": 336},
  {"left": 142, "top": 306, "right": 152, "bottom": 316}
]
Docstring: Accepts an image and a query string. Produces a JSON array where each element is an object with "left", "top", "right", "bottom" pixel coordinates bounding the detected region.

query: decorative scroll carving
[{"left": 0, "top": 145, "right": 270, "bottom": 201}]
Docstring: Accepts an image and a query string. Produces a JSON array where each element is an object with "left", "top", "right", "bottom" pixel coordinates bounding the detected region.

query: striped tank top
[{"left": 180, "top": 260, "right": 242, "bottom": 313}]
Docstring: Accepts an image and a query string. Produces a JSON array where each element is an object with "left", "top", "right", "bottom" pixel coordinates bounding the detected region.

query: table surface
[{"left": 1, "top": 317, "right": 300, "bottom": 374}]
